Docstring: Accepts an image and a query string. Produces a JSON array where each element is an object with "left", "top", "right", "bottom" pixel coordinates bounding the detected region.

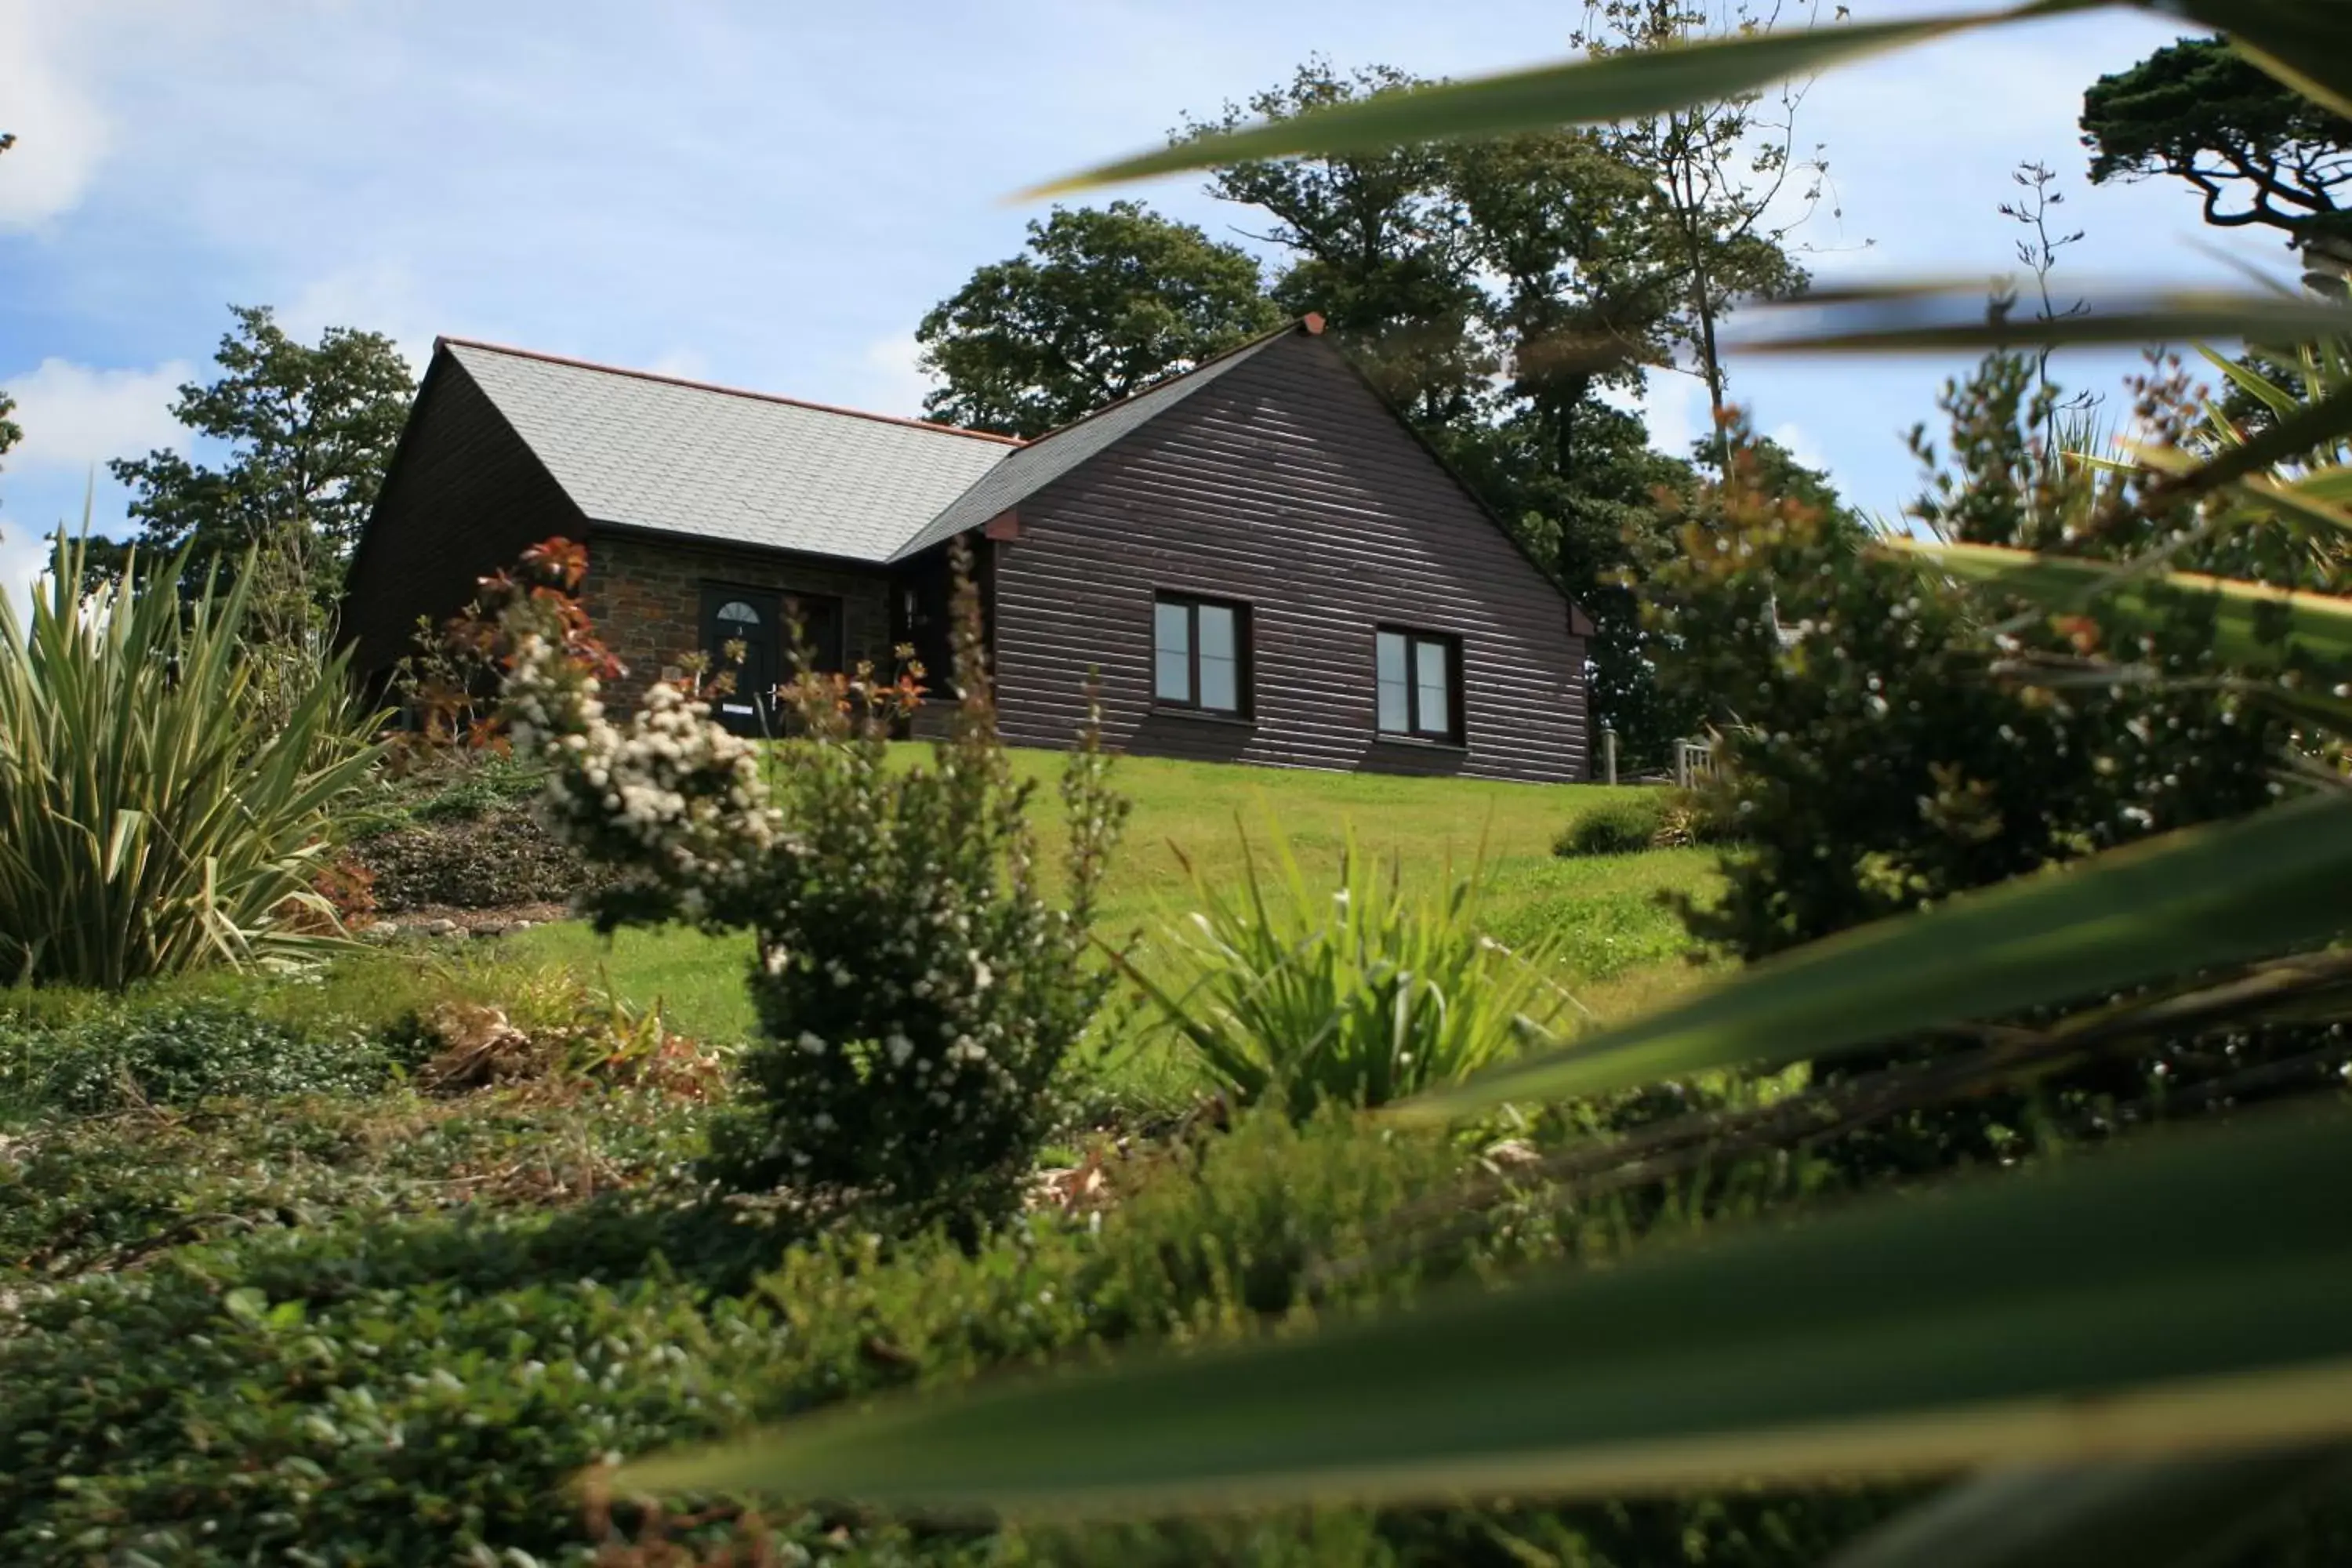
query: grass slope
[{"left": 509, "top": 748, "right": 1720, "bottom": 1048}]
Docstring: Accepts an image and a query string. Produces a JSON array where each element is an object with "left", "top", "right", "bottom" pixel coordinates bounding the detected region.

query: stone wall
[{"left": 582, "top": 530, "right": 895, "bottom": 712}]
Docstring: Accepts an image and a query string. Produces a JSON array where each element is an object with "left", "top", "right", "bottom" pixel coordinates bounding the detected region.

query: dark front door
[
  {"left": 702, "top": 586, "right": 779, "bottom": 734},
  {"left": 699, "top": 585, "right": 846, "bottom": 736}
]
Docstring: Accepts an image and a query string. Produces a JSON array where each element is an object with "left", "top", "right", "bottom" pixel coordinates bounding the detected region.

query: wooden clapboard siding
[
  {"left": 341, "top": 351, "right": 588, "bottom": 684},
  {"left": 986, "top": 331, "right": 1588, "bottom": 782}
]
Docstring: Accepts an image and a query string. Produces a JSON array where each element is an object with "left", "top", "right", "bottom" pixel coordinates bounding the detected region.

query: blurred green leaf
[
  {"left": 2165, "top": 383, "right": 2352, "bottom": 501},
  {"left": 1731, "top": 285, "right": 2352, "bottom": 357},
  {"left": 1407, "top": 789, "right": 2352, "bottom": 1115},
  {"left": 1902, "top": 540, "right": 2352, "bottom": 666},
  {"left": 1017, "top": 8, "right": 2065, "bottom": 198},
  {"left": 612, "top": 1107, "right": 2352, "bottom": 1515},
  {"left": 2235, "top": 474, "right": 2352, "bottom": 535},
  {"left": 1824, "top": 1446, "right": 2352, "bottom": 1568}
]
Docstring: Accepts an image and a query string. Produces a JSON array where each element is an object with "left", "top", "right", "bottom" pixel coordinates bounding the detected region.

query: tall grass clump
[
  {"left": 0, "top": 534, "right": 383, "bottom": 988},
  {"left": 1126, "top": 822, "right": 1570, "bottom": 1120}
]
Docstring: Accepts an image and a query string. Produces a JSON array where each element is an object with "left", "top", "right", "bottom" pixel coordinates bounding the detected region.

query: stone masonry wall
[{"left": 583, "top": 531, "right": 894, "bottom": 713}]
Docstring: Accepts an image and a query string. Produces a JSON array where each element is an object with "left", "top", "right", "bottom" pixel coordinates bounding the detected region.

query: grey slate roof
[
  {"left": 439, "top": 325, "right": 1304, "bottom": 567},
  {"left": 444, "top": 341, "right": 1018, "bottom": 564},
  {"left": 884, "top": 327, "right": 1294, "bottom": 562}
]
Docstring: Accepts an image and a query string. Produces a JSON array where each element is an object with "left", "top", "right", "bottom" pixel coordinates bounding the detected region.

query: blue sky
[{"left": 0, "top": 0, "right": 2277, "bottom": 602}]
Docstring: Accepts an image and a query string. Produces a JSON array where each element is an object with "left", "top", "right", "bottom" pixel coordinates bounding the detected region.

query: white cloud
[
  {"left": 1610, "top": 371, "right": 1711, "bottom": 466},
  {"left": 281, "top": 263, "right": 439, "bottom": 379},
  {"left": 2, "top": 356, "right": 191, "bottom": 471},
  {"left": 0, "top": 524, "right": 67, "bottom": 618},
  {"left": 845, "top": 335, "right": 937, "bottom": 421},
  {"left": 0, "top": 358, "right": 183, "bottom": 606},
  {"left": 646, "top": 347, "right": 713, "bottom": 382},
  {"left": 0, "top": 0, "right": 114, "bottom": 230},
  {"left": 1769, "top": 420, "right": 1831, "bottom": 474}
]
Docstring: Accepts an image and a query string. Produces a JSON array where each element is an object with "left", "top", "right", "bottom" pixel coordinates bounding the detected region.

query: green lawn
[{"left": 509, "top": 747, "right": 1722, "bottom": 1047}]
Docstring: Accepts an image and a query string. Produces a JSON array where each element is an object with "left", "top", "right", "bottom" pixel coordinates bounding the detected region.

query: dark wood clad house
[{"left": 345, "top": 318, "right": 1595, "bottom": 782}]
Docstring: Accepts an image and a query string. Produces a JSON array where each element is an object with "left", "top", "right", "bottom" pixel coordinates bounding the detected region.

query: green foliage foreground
[{"left": 595, "top": 6, "right": 2352, "bottom": 1563}]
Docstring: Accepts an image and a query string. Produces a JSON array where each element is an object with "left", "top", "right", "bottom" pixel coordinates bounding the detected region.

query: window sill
[
  {"left": 1373, "top": 731, "right": 1468, "bottom": 753},
  {"left": 1150, "top": 705, "right": 1258, "bottom": 729}
]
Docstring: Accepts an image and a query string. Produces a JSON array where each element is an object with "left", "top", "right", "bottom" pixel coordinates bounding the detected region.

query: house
[{"left": 343, "top": 317, "right": 1595, "bottom": 782}]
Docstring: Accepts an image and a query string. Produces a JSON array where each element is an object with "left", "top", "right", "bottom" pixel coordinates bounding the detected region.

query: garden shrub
[
  {"left": 403, "top": 750, "right": 552, "bottom": 822},
  {"left": 482, "top": 537, "right": 1127, "bottom": 1232},
  {"left": 1647, "top": 372, "right": 2298, "bottom": 966},
  {"left": 1554, "top": 793, "right": 1668, "bottom": 857},
  {"left": 0, "top": 535, "right": 383, "bottom": 988},
  {"left": 1648, "top": 786, "right": 1739, "bottom": 849},
  {"left": 0, "top": 1226, "right": 782, "bottom": 1568},
  {"left": 1126, "top": 822, "right": 1572, "bottom": 1120},
  {"left": 1642, "top": 374, "right": 2328, "bottom": 1179}
]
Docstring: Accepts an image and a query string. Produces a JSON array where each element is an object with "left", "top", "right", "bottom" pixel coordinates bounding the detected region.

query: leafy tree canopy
[
  {"left": 2082, "top": 35, "right": 2352, "bottom": 260},
  {"left": 915, "top": 201, "right": 1283, "bottom": 438},
  {"left": 103, "top": 304, "right": 415, "bottom": 605},
  {"left": 1180, "top": 61, "right": 1494, "bottom": 426}
]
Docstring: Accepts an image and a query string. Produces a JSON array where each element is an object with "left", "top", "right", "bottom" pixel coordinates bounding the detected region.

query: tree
[
  {"left": 916, "top": 203, "right": 1283, "bottom": 438},
  {"left": 104, "top": 305, "right": 416, "bottom": 612},
  {"left": 1179, "top": 60, "right": 1494, "bottom": 426},
  {"left": 1446, "top": 127, "right": 1683, "bottom": 488},
  {"left": 2082, "top": 35, "right": 2352, "bottom": 287},
  {"left": 1573, "top": 0, "right": 1823, "bottom": 476}
]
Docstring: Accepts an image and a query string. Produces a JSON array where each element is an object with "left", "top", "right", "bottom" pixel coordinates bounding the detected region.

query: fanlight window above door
[{"left": 715, "top": 600, "right": 762, "bottom": 626}]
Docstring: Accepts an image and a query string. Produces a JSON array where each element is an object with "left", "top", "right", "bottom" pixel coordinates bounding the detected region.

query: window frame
[
  {"left": 1150, "top": 591, "right": 1254, "bottom": 719},
  {"left": 1374, "top": 624, "right": 1465, "bottom": 745}
]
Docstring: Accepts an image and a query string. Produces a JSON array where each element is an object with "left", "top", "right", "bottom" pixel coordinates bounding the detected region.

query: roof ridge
[
  {"left": 434, "top": 336, "right": 1025, "bottom": 447},
  {"left": 1014, "top": 317, "right": 1316, "bottom": 452}
]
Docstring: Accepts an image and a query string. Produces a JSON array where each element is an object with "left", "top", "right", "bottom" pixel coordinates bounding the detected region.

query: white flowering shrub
[{"left": 479, "top": 537, "right": 1127, "bottom": 1229}]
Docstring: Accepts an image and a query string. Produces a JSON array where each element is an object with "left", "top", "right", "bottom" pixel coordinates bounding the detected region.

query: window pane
[
  {"left": 1197, "top": 605, "right": 1240, "bottom": 711},
  {"left": 1198, "top": 604, "right": 1236, "bottom": 662},
  {"left": 1154, "top": 601, "right": 1192, "bottom": 703},
  {"left": 716, "top": 600, "right": 760, "bottom": 625},
  {"left": 1414, "top": 638, "right": 1451, "bottom": 735},
  {"left": 1376, "top": 631, "right": 1408, "bottom": 732}
]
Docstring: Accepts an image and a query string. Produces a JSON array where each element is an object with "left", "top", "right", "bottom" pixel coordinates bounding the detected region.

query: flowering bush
[{"left": 480, "top": 537, "right": 1127, "bottom": 1229}]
